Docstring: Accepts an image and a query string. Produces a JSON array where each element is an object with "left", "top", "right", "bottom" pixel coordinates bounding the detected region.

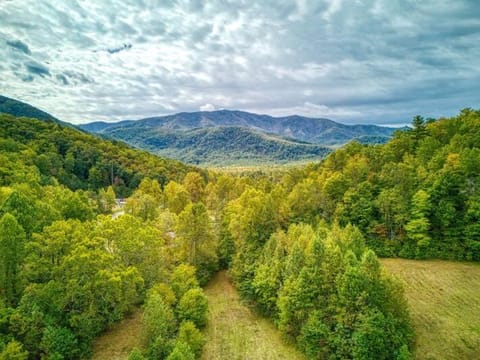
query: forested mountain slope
[
  {"left": 272, "top": 109, "right": 480, "bottom": 260},
  {"left": 0, "top": 114, "right": 197, "bottom": 196},
  {"left": 0, "top": 95, "right": 71, "bottom": 127},
  {"left": 105, "top": 125, "right": 331, "bottom": 166},
  {"left": 0, "top": 115, "right": 210, "bottom": 359}
]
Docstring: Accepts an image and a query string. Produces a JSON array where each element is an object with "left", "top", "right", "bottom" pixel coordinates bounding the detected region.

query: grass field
[
  {"left": 90, "top": 309, "right": 143, "bottom": 360},
  {"left": 201, "top": 271, "right": 306, "bottom": 360},
  {"left": 381, "top": 258, "right": 480, "bottom": 360}
]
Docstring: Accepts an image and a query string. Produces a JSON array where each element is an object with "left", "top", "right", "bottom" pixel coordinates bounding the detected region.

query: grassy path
[
  {"left": 201, "top": 271, "right": 306, "bottom": 360},
  {"left": 382, "top": 259, "right": 480, "bottom": 360},
  {"left": 90, "top": 309, "right": 142, "bottom": 360}
]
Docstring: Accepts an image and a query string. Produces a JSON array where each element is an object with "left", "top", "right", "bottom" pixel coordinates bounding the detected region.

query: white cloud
[{"left": 200, "top": 103, "right": 216, "bottom": 111}]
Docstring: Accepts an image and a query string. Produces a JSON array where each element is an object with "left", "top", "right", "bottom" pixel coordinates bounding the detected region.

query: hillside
[
  {"left": 0, "top": 95, "right": 72, "bottom": 127},
  {"left": 382, "top": 259, "right": 480, "bottom": 360},
  {"left": 0, "top": 114, "right": 197, "bottom": 196},
  {"left": 105, "top": 125, "right": 331, "bottom": 166}
]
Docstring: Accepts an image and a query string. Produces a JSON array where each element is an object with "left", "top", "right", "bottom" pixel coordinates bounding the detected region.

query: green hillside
[
  {"left": 0, "top": 95, "right": 68, "bottom": 125},
  {"left": 0, "top": 114, "right": 197, "bottom": 196}
]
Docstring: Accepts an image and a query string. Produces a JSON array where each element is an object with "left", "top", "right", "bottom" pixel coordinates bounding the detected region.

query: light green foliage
[
  {"left": 164, "top": 181, "right": 191, "bottom": 215},
  {"left": 405, "top": 190, "right": 431, "bottom": 253},
  {"left": 177, "top": 321, "right": 205, "bottom": 357},
  {"left": 0, "top": 191, "right": 37, "bottom": 235},
  {"left": 170, "top": 264, "right": 199, "bottom": 300},
  {"left": 227, "top": 187, "right": 279, "bottom": 297},
  {"left": 97, "top": 186, "right": 116, "bottom": 213},
  {"left": 138, "top": 178, "right": 163, "bottom": 204},
  {"left": 0, "top": 340, "right": 28, "bottom": 360},
  {"left": 166, "top": 341, "right": 195, "bottom": 360},
  {"left": 175, "top": 203, "right": 218, "bottom": 284},
  {"left": 149, "top": 283, "right": 177, "bottom": 307},
  {"left": 92, "top": 215, "right": 166, "bottom": 287},
  {"left": 183, "top": 172, "right": 206, "bottom": 203},
  {"left": 176, "top": 288, "right": 208, "bottom": 328},
  {"left": 125, "top": 191, "right": 159, "bottom": 221},
  {"left": 142, "top": 292, "right": 176, "bottom": 347}
]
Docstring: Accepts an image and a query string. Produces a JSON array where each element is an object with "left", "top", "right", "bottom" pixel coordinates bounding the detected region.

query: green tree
[
  {"left": 405, "top": 190, "right": 431, "bottom": 256},
  {"left": 176, "top": 288, "right": 208, "bottom": 328},
  {"left": 183, "top": 172, "right": 206, "bottom": 203},
  {"left": 176, "top": 321, "right": 205, "bottom": 357},
  {"left": 166, "top": 341, "right": 195, "bottom": 360},
  {"left": 39, "top": 326, "right": 79, "bottom": 360},
  {"left": 97, "top": 186, "right": 116, "bottom": 214},
  {"left": 175, "top": 203, "right": 218, "bottom": 284},
  {"left": 164, "top": 181, "right": 190, "bottom": 215},
  {"left": 170, "top": 264, "right": 199, "bottom": 301},
  {"left": 125, "top": 191, "right": 158, "bottom": 221},
  {"left": 0, "top": 213, "right": 26, "bottom": 306},
  {"left": 142, "top": 292, "right": 176, "bottom": 346}
]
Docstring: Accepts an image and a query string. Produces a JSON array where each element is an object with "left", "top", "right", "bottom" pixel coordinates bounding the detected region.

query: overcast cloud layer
[{"left": 1, "top": 0, "right": 479, "bottom": 125}]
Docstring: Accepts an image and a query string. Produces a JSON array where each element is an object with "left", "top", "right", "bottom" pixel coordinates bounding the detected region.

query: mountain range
[{"left": 80, "top": 110, "right": 401, "bottom": 166}]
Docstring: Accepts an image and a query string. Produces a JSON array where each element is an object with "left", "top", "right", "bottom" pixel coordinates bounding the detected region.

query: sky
[{"left": 1, "top": 0, "right": 479, "bottom": 125}]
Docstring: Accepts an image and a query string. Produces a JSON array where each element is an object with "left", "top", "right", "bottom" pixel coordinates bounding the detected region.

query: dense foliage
[
  {"left": 205, "top": 109, "right": 480, "bottom": 358},
  {"left": 137, "top": 265, "right": 207, "bottom": 360},
  {"left": 274, "top": 109, "right": 480, "bottom": 260},
  {"left": 0, "top": 116, "right": 211, "bottom": 359}
]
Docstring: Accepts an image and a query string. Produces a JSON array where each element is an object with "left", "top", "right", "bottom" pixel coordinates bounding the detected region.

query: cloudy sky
[{"left": 1, "top": 0, "right": 479, "bottom": 125}]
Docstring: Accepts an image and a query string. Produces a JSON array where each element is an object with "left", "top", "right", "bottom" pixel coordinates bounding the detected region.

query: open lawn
[
  {"left": 201, "top": 271, "right": 306, "bottom": 360},
  {"left": 90, "top": 309, "right": 143, "bottom": 360},
  {"left": 381, "top": 258, "right": 480, "bottom": 360}
]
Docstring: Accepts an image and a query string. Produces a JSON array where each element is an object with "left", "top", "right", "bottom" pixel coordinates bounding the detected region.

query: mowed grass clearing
[
  {"left": 90, "top": 308, "right": 143, "bottom": 360},
  {"left": 201, "top": 271, "right": 306, "bottom": 360},
  {"left": 381, "top": 258, "right": 480, "bottom": 360}
]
